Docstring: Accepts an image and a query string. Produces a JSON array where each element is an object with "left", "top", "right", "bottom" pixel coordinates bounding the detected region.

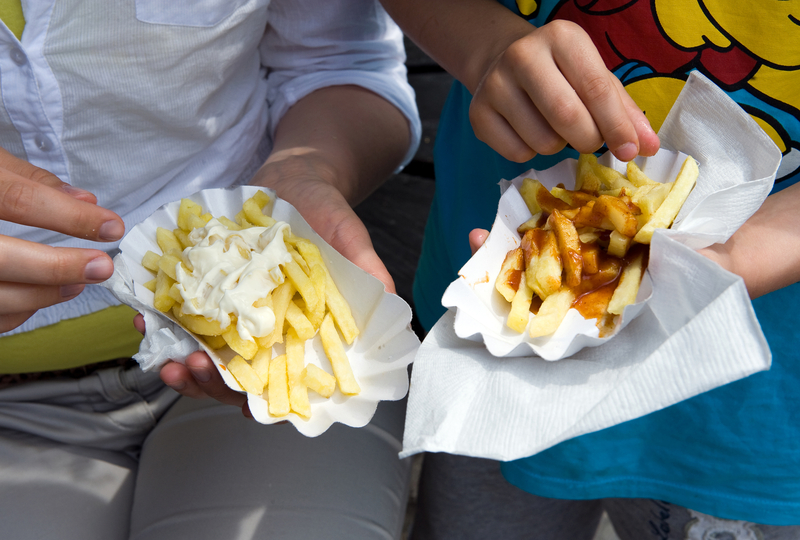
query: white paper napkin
[
  {"left": 104, "top": 186, "right": 419, "bottom": 437},
  {"left": 401, "top": 71, "right": 780, "bottom": 460}
]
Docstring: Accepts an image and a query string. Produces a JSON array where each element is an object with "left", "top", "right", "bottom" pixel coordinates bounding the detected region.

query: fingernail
[
  {"left": 99, "top": 220, "right": 124, "bottom": 241},
  {"left": 60, "top": 284, "right": 83, "bottom": 298},
  {"left": 188, "top": 364, "right": 212, "bottom": 383},
  {"left": 168, "top": 380, "right": 186, "bottom": 391},
  {"left": 614, "top": 142, "right": 638, "bottom": 162},
  {"left": 61, "top": 184, "right": 92, "bottom": 198},
  {"left": 84, "top": 257, "right": 113, "bottom": 281}
]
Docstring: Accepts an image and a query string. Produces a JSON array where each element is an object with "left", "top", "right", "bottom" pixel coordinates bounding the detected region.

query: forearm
[
  {"left": 700, "top": 181, "right": 800, "bottom": 299},
  {"left": 253, "top": 85, "right": 410, "bottom": 205},
  {"left": 380, "top": 0, "right": 532, "bottom": 93}
]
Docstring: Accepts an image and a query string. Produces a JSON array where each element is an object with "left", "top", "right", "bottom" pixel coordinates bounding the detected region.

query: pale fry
[
  {"left": 222, "top": 324, "right": 258, "bottom": 360},
  {"left": 156, "top": 227, "right": 182, "bottom": 255},
  {"left": 176, "top": 198, "right": 203, "bottom": 232},
  {"left": 518, "top": 177, "right": 543, "bottom": 215},
  {"left": 292, "top": 239, "right": 359, "bottom": 343},
  {"left": 607, "top": 250, "right": 645, "bottom": 315},
  {"left": 242, "top": 197, "right": 277, "bottom": 228},
  {"left": 285, "top": 328, "right": 311, "bottom": 419},
  {"left": 154, "top": 269, "right": 176, "bottom": 313},
  {"left": 322, "top": 270, "right": 359, "bottom": 345},
  {"left": 285, "top": 300, "right": 316, "bottom": 341},
  {"left": 607, "top": 230, "right": 633, "bottom": 258},
  {"left": 534, "top": 230, "right": 562, "bottom": 298},
  {"left": 303, "top": 364, "right": 336, "bottom": 398},
  {"left": 626, "top": 160, "right": 658, "bottom": 188},
  {"left": 528, "top": 288, "right": 576, "bottom": 338},
  {"left": 634, "top": 156, "right": 698, "bottom": 244},
  {"left": 203, "top": 334, "right": 227, "bottom": 350},
  {"left": 319, "top": 313, "right": 360, "bottom": 395},
  {"left": 594, "top": 195, "right": 639, "bottom": 237},
  {"left": 256, "top": 281, "right": 294, "bottom": 348},
  {"left": 549, "top": 209, "right": 582, "bottom": 288},
  {"left": 506, "top": 272, "right": 533, "bottom": 333},
  {"left": 268, "top": 354, "right": 290, "bottom": 417},
  {"left": 170, "top": 305, "right": 225, "bottom": 335},
  {"left": 228, "top": 355, "right": 265, "bottom": 395},
  {"left": 281, "top": 258, "right": 320, "bottom": 316},
  {"left": 157, "top": 252, "right": 182, "bottom": 281},
  {"left": 306, "top": 264, "right": 327, "bottom": 329},
  {"left": 495, "top": 247, "right": 524, "bottom": 303},
  {"left": 251, "top": 347, "right": 272, "bottom": 386},
  {"left": 576, "top": 153, "right": 602, "bottom": 192},
  {"left": 142, "top": 250, "right": 161, "bottom": 273}
]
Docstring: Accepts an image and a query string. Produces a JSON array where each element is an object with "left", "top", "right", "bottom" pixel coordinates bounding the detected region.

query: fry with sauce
[{"left": 495, "top": 153, "right": 696, "bottom": 338}]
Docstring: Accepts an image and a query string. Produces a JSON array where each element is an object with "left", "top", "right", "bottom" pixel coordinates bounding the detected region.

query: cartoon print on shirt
[{"left": 514, "top": 0, "right": 800, "bottom": 184}]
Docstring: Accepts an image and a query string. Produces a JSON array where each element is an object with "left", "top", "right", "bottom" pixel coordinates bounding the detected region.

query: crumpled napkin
[{"left": 400, "top": 71, "right": 780, "bottom": 460}]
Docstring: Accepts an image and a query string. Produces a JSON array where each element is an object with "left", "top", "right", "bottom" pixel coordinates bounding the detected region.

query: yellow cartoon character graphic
[{"left": 547, "top": 0, "right": 800, "bottom": 182}]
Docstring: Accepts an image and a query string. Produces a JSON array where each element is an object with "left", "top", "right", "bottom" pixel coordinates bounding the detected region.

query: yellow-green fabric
[
  {"left": 0, "top": 0, "right": 24, "bottom": 40},
  {"left": 0, "top": 305, "right": 142, "bottom": 373}
]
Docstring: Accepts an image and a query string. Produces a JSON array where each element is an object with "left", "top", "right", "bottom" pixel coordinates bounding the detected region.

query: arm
[
  {"left": 0, "top": 148, "right": 122, "bottom": 333},
  {"left": 159, "top": 85, "right": 412, "bottom": 409},
  {"left": 381, "top": 0, "right": 659, "bottom": 162},
  {"left": 699, "top": 182, "right": 800, "bottom": 299},
  {"left": 251, "top": 85, "right": 411, "bottom": 292}
]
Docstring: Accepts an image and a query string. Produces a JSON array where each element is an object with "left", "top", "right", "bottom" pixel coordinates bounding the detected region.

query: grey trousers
[
  {"left": 410, "top": 453, "right": 800, "bottom": 540},
  {"left": 0, "top": 366, "right": 411, "bottom": 540}
]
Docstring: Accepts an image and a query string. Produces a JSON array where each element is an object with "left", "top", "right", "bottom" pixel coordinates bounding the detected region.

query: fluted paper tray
[
  {"left": 104, "top": 186, "right": 419, "bottom": 437},
  {"left": 400, "top": 71, "right": 779, "bottom": 460}
]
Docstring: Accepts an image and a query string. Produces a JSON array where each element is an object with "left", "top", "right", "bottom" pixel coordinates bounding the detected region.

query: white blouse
[{"left": 0, "top": 0, "right": 421, "bottom": 334}]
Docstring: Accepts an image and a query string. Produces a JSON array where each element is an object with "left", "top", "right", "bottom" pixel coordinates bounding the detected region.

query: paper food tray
[{"left": 107, "top": 186, "right": 419, "bottom": 437}]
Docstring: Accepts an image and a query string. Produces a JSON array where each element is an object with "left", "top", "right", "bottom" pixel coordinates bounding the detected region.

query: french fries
[
  {"left": 143, "top": 192, "right": 362, "bottom": 421},
  {"left": 495, "top": 154, "right": 697, "bottom": 338}
]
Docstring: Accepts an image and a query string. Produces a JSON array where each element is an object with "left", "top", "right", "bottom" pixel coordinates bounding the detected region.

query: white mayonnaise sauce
[{"left": 175, "top": 218, "right": 293, "bottom": 342}]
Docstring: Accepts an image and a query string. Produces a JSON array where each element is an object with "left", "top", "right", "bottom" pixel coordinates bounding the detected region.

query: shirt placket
[{"left": 0, "top": 0, "right": 69, "bottom": 182}]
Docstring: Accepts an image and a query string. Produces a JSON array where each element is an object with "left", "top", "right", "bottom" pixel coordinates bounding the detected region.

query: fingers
[
  {"left": 0, "top": 235, "right": 114, "bottom": 329},
  {"left": 0, "top": 168, "right": 124, "bottom": 242},
  {"left": 0, "top": 310, "right": 37, "bottom": 334},
  {"left": 469, "top": 228, "right": 490, "bottom": 255},
  {"left": 0, "top": 235, "right": 113, "bottom": 285},
  {"left": 133, "top": 313, "right": 145, "bottom": 335},
  {"left": 328, "top": 215, "right": 396, "bottom": 294},
  {"left": 160, "top": 352, "right": 248, "bottom": 409},
  {"left": 469, "top": 20, "right": 659, "bottom": 163},
  {"left": 611, "top": 76, "right": 660, "bottom": 156}
]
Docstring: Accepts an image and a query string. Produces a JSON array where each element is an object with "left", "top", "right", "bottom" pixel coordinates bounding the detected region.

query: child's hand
[{"left": 468, "top": 20, "right": 660, "bottom": 163}]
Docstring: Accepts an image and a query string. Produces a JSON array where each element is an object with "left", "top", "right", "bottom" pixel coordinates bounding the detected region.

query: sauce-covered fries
[{"left": 496, "top": 154, "right": 697, "bottom": 338}]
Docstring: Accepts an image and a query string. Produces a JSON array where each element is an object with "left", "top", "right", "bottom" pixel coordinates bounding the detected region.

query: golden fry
[
  {"left": 528, "top": 288, "right": 576, "bottom": 338},
  {"left": 268, "top": 354, "right": 290, "bottom": 417},
  {"left": 228, "top": 355, "right": 265, "bottom": 395},
  {"left": 506, "top": 272, "right": 533, "bottom": 333},
  {"left": 495, "top": 247, "right": 524, "bottom": 303},
  {"left": 607, "top": 250, "right": 645, "bottom": 315},
  {"left": 285, "top": 328, "right": 311, "bottom": 419},
  {"left": 634, "top": 156, "right": 698, "bottom": 244},
  {"left": 251, "top": 347, "right": 272, "bottom": 386},
  {"left": 319, "top": 313, "right": 360, "bottom": 395},
  {"left": 303, "top": 364, "right": 336, "bottom": 398}
]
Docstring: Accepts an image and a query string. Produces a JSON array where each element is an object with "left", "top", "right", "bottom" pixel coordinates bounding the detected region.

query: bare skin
[
  {"left": 0, "top": 148, "right": 124, "bottom": 333},
  {"left": 380, "top": 0, "right": 659, "bottom": 163}
]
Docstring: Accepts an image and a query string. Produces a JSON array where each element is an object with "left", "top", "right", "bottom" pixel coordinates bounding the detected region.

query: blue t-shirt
[{"left": 413, "top": 0, "right": 800, "bottom": 525}]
